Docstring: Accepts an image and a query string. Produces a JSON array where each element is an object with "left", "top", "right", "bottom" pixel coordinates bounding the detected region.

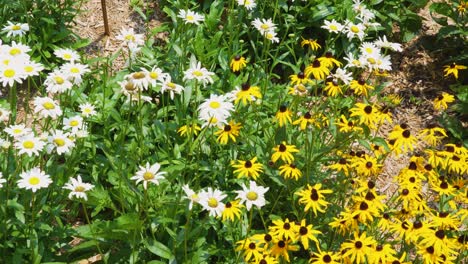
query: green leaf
[{"left": 144, "top": 239, "right": 175, "bottom": 260}]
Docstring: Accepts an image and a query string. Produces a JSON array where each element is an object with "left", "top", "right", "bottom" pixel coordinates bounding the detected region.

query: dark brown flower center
[
  {"left": 241, "top": 83, "right": 250, "bottom": 91},
  {"left": 234, "top": 55, "right": 241, "bottom": 61},
  {"left": 264, "top": 234, "right": 272, "bottom": 242},
  {"left": 440, "top": 182, "right": 448, "bottom": 189},
  {"left": 435, "top": 230, "right": 445, "bottom": 239},
  {"left": 358, "top": 78, "right": 366, "bottom": 85},
  {"left": 401, "top": 189, "right": 409, "bottom": 195},
  {"left": 310, "top": 189, "right": 319, "bottom": 201},
  {"left": 279, "top": 105, "right": 287, "bottom": 112},
  {"left": 339, "top": 158, "right": 347, "bottom": 164},
  {"left": 426, "top": 246, "right": 434, "bottom": 254},
  {"left": 355, "top": 241, "right": 363, "bottom": 249},
  {"left": 365, "top": 192, "right": 375, "bottom": 201},
  {"left": 409, "top": 162, "right": 417, "bottom": 170},
  {"left": 299, "top": 226, "right": 308, "bottom": 235},
  {"left": 283, "top": 223, "right": 291, "bottom": 230},
  {"left": 279, "top": 144, "right": 287, "bottom": 152},
  {"left": 360, "top": 201, "right": 369, "bottom": 210},
  {"left": 323, "top": 255, "right": 332, "bottom": 263},
  {"left": 364, "top": 105, "right": 373, "bottom": 114},
  {"left": 376, "top": 245, "right": 383, "bottom": 251},
  {"left": 297, "top": 71, "right": 305, "bottom": 79},
  {"left": 304, "top": 112, "right": 312, "bottom": 119},
  {"left": 278, "top": 240, "right": 286, "bottom": 248},
  {"left": 225, "top": 202, "right": 232, "bottom": 208},
  {"left": 312, "top": 59, "right": 321, "bottom": 68},
  {"left": 402, "top": 129, "right": 411, "bottom": 138},
  {"left": 224, "top": 125, "right": 232, "bottom": 132},
  {"left": 249, "top": 242, "right": 256, "bottom": 249},
  {"left": 365, "top": 162, "right": 373, "bottom": 168}
]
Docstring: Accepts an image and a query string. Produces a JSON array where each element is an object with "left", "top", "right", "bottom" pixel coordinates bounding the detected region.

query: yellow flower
[
  {"left": 296, "top": 183, "right": 332, "bottom": 215},
  {"left": 301, "top": 37, "right": 321, "bottom": 51},
  {"left": 350, "top": 78, "right": 374, "bottom": 97},
  {"left": 289, "top": 71, "right": 311, "bottom": 85},
  {"left": 324, "top": 80, "right": 342, "bottom": 97},
  {"left": 234, "top": 83, "right": 262, "bottom": 105},
  {"left": 279, "top": 163, "right": 302, "bottom": 180},
  {"left": 433, "top": 92, "right": 455, "bottom": 111},
  {"left": 275, "top": 105, "right": 292, "bottom": 127},
  {"left": 349, "top": 103, "right": 379, "bottom": 129},
  {"left": 335, "top": 115, "right": 363, "bottom": 133},
  {"left": 292, "top": 111, "right": 314, "bottom": 130},
  {"left": 214, "top": 121, "right": 242, "bottom": 144},
  {"left": 271, "top": 142, "right": 299, "bottom": 164},
  {"left": 230, "top": 55, "right": 247, "bottom": 72},
  {"left": 177, "top": 123, "right": 201, "bottom": 137},
  {"left": 294, "top": 219, "right": 322, "bottom": 250},
  {"left": 443, "top": 63, "right": 467, "bottom": 79},
  {"left": 305, "top": 59, "right": 330, "bottom": 80},
  {"left": 231, "top": 157, "right": 264, "bottom": 180},
  {"left": 222, "top": 200, "right": 244, "bottom": 221},
  {"left": 317, "top": 52, "right": 342, "bottom": 69}
]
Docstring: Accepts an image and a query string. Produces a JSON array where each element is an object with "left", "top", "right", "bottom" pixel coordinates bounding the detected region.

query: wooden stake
[{"left": 101, "top": 0, "right": 110, "bottom": 36}]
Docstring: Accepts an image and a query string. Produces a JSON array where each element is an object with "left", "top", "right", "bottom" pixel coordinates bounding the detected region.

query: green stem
[{"left": 82, "top": 202, "right": 105, "bottom": 263}]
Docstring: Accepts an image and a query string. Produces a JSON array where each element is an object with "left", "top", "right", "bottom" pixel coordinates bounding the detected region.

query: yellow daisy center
[
  {"left": 143, "top": 171, "right": 155, "bottom": 180},
  {"left": 12, "top": 25, "right": 21, "bottom": 30},
  {"left": 13, "top": 128, "right": 22, "bottom": 134},
  {"left": 209, "top": 101, "right": 221, "bottom": 109},
  {"left": 149, "top": 72, "right": 158, "bottom": 79},
  {"left": 70, "top": 120, "right": 79, "bottom": 127},
  {"left": 186, "top": 15, "right": 194, "bottom": 21},
  {"left": 330, "top": 25, "right": 338, "bottom": 31},
  {"left": 125, "top": 35, "right": 135, "bottom": 41},
  {"left": 4, "top": 69, "right": 15, "bottom": 78},
  {"left": 208, "top": 198, "right": 218, "bottom": 208},
  {"left": 53, "top": 138, "right": 65, "bottom": 147},
  {"left": 9, "top": 48, "right": 21, "bottom": 56},
  {"left": 132, "top": 72, "right": 145, "bottom": 79},
  {"left": 167, "top": 82, "right": 176, "bottom": 89},
  {"left": 246, "top": 191, "right": 258, "bottom": 201},
  {"left": 193, "top": 70, "right": 203, "bottom": 77},
  {"left": 70, "top": 68, "right": 80, "bottom": 74},
  {"left": 365, "top": 47, "right": 373, "bottom": 54},
  {"left": 351, "top": 25, "right": 360, "bottom": 33},
  {"left": 63, "top": 54, "right": 72, "bottom": 60},
  {"left": 54, "top": 76, "right": 64, "bottom": 84},
  {"left": 191, "top": 194, "right": 199, "bottom": 200},
  {"left": 74, "top": 186, "right": 85, "bottom": 192},
  {"left": 25, "top": 66, "right": 34, "bottom": 72},
  {"left": 23, "top": 141, "right": 35, "bottom": 149},
  {"left": 43, "top": 102, "right": 55, "bottom": 110},
  {"left": 261, "top": 24, "right": 269, "bottom": 30},
  {"left": 28, "top": 177, "right": 40, "bottom": 185},
  {"left": 367, "top": 58, "right": 376, "bottom": 64}
]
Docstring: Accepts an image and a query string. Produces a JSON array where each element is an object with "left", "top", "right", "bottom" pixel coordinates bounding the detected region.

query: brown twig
[{"left": 101, "top": 0, "right": 110, "bottom": 36}]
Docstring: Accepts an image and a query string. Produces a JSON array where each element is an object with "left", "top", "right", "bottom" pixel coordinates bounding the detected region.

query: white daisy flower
[
  {"left": 321, "top": 19, "right": 344, "bottom": 34},
  {"left": 252, "top": 18, "right": 276, "bottom": 35},
  {"left": 265, "top": 31, "right": 280, "bottom": 43},
  {"left": 198, "top": 94, "right": 234, "bottom": 124},
  {"left": 376, "top": 54, "right": 392, "bottom": 71},
  {"left": 345, "top": 21, "right": 366, "bottom": 41},
  {"left": 183, "top": 60, "right": 215, "bottom": 86},
  {"left": 63, "top": 115, "right": 84, "bottom": 134},
  {"left": 116, "top": 27, "right": 145, "bottom": 47},
  {"left": 44, "top": 69, "right": 73, "bottom": 94},
  {"left": 235, "top": 180, "right": 269, "bottom": 210},
  {"left": 4, "top": 124, "right": 32, "bottom": 138},
  {"left": 360, "top": 42, "right": 380, "bottom": 57},
  {"left": 0, "top": 172, "right": 6, "bottom": 188},
  {"left": 63, "top": 175, "right": 94, "bottom": 200},
  {"left": 0, "top": 107, "right": 10, "bottom": 122},
  {"left": 182, "top": 184, "right": 200, "bottom": 210},
  {"left": 178, "top": 10, "right": 205, "bottom": 25},
  {"left": 0, "top": 138, "right": 10, "bottom": 149},
  {"left": 344, "top": 53, "right": 364, "bottom": 69},
  {"left": 198, "top": 187, "right": 226, "bottom": 217},
  {"left": 332, "top": 68, "right": 353, "bottom": 85},
  {"left": 79, "top": 102, "right": 97, "bottom": 117},
  {"left": 54, "top": 48, "right": 80, "bottom": 62},
  {"left": 2, "top": 21, "right": 29, "bottom": 38},
  {"left": 160, "top": 76, "right": 184, "bottom": 100},
  {"left": 23, "top": 60, "right": 44, "bottom": 77},
  {"left": 17, "top": 167, "right": 52, "bottom": 193},
  {"left": 0, "top": 61, "right": 26, "bottom": 87},
  {"left": 60, "top": 62, "right": 90, "bottom": 84},
  {"left": 237, "top": 0, "right": 256, "bottom": 10},
  {"left": 131, "top": 162, "right": 166, "bottom": 190},
  {"left": 33, "top": 96, "right": 62, "bottom": 119},
  {"left": 47, "top": 130, "right": 75, "bottom": 155},
  {"left": 142, "top": 66, "right": 168, "bottom": 87},
  {"left": 374, "top": 35, "right": 402, "bottom": 52},
  {"left": 119, "top": 79, "right": 140, "bottom": 97},
  {"left": 2, "top": 41, "right": 31, "bottom": 59},
  {"left": 14, "top": 133, "right": 45, "bottom": 156},
  {"left": 125, "top": 71, "right": 150, "bottom": 90}
]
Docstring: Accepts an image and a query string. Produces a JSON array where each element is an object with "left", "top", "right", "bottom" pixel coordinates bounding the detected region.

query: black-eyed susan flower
[
  {"left": 230, "top": 55, "right": 247, "bottom": 72},
  {"left": 430, "top": 211, "right": 460, "bottom": 230},
  {"left": 231, "top": 157, "right": 264, "bottom": 180},
  {"left": 351, "top": 197, "right": 380, "bottom": 225},
  {"left": 318, "top": 52, "right": 342, "bottom": 69},
  {"left": 293, "top": 111, "right": 314, "bottom": 130},
  {"left": 340, "top": 232, "right": 376, "bottom": 264},
  {"left": 349, "top": 103, "right": 379, "bottom": 129},
  {"left": 335, "top": 115, "right": 363, "bottom": 134},
  {"left": 178, "top": 123, "right": 201, "bottom": 137},
  {"left": 416, "top": 245, "right": 443, "bottom": 264},
  {"left": 328, "top": 157, "right": 350, "bottom": 176},
  {"left": 376, "top": 106, "right": 393, "bottom": 125},
  {"left": 309, "top": 249, "right": 340, "bottom": 264},
  {"left": 419, "top": 124, "right": 447, "bottom": 146},
  {"left": 305, "top": 59, "right": 330, "bottom": 80},
  {"left": 395, "top": 186, "right": 422, "bottom": 211},
  {"left": 419, "top": 229, "right": 458, "bottom": 258},
  {"left": 377, "top": 212, "right": 392, "bottom": 231},
  {"left": 350, "top": 78, "right": 374, "bottom": 97},
  {"left": 289, "top": 71, "right": 311, "bottom": 85},
  {"left": 294, "top": 219, "right": 322, "bottom": 250},
  {"left": 390, "top": 219, "right": 413, "bottom": 243},
  {"left": 431, "top": 180, "right": 458, "bottom": 197},
  {"left": 324, "top": 80, "right": 342, "bottom": 97},
  {"left": 234, "top": 83, "right": 262, "bottom": 105},
  {"left": 353, "top": 154, "right": 382, "bottom": 177},
  {"left": 296, "top": 184, "right": 332, "bottom": 215},
  {"left": 301, "top": 37, "right": 321, "bottom": 51},
  {"left": 214, "top": 121, "right": 242, "bottom": 144},
  {"left": 269, "top": 238, "right": 299, "bottom": 263},
  {"left": 275, "top": 105, "right": 293, "bottom": 127},
  {"left": 271, "top": 142, "right": 299, "bottom": 164},
  {"left": 270, "top": 218, "right": 297, "bottom": 240},
  {"left": 279, "top": 163, "right": 302, "bottom": 180},
  {"left": 443, "top": 63, "right": 467, "bottom": 79},
  {"left": 329, "top": 209, "right": 359, "bottom": 235},
  {"left": 458, "top": 1, "right": 468, "bottom": 14},
  {"left": 367, "top": 244, "right": 396, "bottom": 264},
  {"left": 236, "top": 237, "right": 264, "bottom": 262},
  {"left": 221, "top": 200, "right": 243, "bottom": 222},
  {"left": 433, "top": 92, "right": 455, "bottom": 111}
]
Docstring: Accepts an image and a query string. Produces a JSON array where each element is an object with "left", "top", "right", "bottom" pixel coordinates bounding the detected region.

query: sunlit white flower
[
  {"left": 198, "top": 187, "right": 226, "bottom": 217},
  {"left": 79, "top": 102, "right": 97, "bottom": 117},
  {"left": 237, "top": 0, "right": 256, "bottom": 10},
  {"left": 345, "top": 21, "right": 366, "bottom": 41},
  {"left": 74, "top": 129, "right": 89, "bottom": 139},
  {"left": 63, "top": 115, "right": 84, "bottom": 134},
  {"left": 357, "top": 8, "right": 376, "bottom": 23},
  {"left": 47, "top": 130, "right": 74, "bottom": 155},
  {"left": 142, "top": 66, "right": 168, "bottom": 87},
  {"left": 0, "top": 138, "right": 10, "bottom": 149},
  {"left": 4, "top": 124, "right": 32, "bottom": 138},
  {"left": 119, "top": 79, "right": 140, "bottom": 97},
  {"left": 198, "top": 94, "right": 234, "bottom": 124},
  {"left": 344, "top": 53, "right": 364, "bottom": 69},
  {"left": 63, "top": 175, "right": 94, "bottom": 200},
  {"left": 0, "top": 107, "right": 10, "bottom": 122},
  {"left": 17, "top": 167, "right": 52, "bottom": 193},
  {"left": 131, "top": 162, "right": 166, "bottom": 189},
  {"left": 0, "top": 61, "right": 26, "bottom": 87},
  {"left": 2, "top": 21, "right": 29, "bottom": 38},
  {"left": 33, "top": 96, "right": 62, "bottom": 119},
  {"left": 182, "top": 184, "right": 200, "bottom": 210},
  {"left": 161, "top": 76, "right": 184, "bottom": 100},
  {"left": 265, "top": 31, "right": 280, "bottom": 43},
  {"left": 0, "top": 172, "right": 6, "bottom": 188},
  {"left": 116, "top": 27, "right": 145, "bottom": 47},
  {"left": 235, "top": 180, "right": 269, "bottom": 210},
  {"left": 321, "top": 19, "right": 344, "bottom": 34},
  {"left": 60, "top": 62, "right": 90, "bottom": 84},
  {"left": 44, "top": 69, "right": 73, "bottom": 94},
  {"left": 333, "top": 68, "right": 353, "bottom": 85},
  {"left": 23, "top": 60, "right": 44, "bottom": 77},
  {"left": 15, "top": 133, "right": 45, "bottom": 156},
  {"left": 183, "top": 60, "right": 215, "bottom": 86},
  {"left": 125, "top": 71, "right": 150, "bottom": 90},
  {"left": 54, "top": 48, "right": 80, "bottom": 62},
  {"left": 252, "top": 18, "right": 276, "bottom": 35},
  {"left": 178, "top": 10, "right": 205, "bottom": 25},
  {"left": 360, "top": 42, "right": 380, "bottom": 57},
  {"left": 374, "top": 35, "right": 402, "bottom": 52},
  {"left": 1, "top": 41, "right": 31, "bottom": 59}
]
